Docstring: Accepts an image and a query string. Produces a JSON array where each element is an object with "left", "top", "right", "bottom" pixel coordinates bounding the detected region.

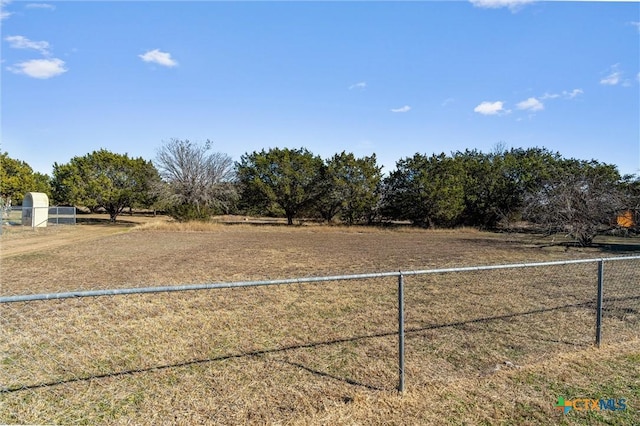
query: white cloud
[
  {"left": 349, "top": 81, "right": 366, "bottom": 90},
  {"left": 630, "top": 21, "right": 640, "bottom": 33},
  {"left": 563, "top": 88, "right": 583, "bottom": 99},
  {"left": 469, "top": 0, "right": 534, "bottom": 12},
  {"left": 600, "top": 64, "right": 622, "bottom": 85},
  {"left": 479, "top": 89, "right": 580, "bottom": 118},
  {"left": 600, "top": 72, "right": 621, "bottom": 85},
  {"left": 1, "top": 0, "right": 12, "bottom": 20},
  {"left": 541, "top": 88, "right": 583, "bottom": 100},
  {"left": 516, "top": 97, "right": 544, "bottom": 112},
  {"left": 5, "top": 35, "right": 50, "bottom": 55},
  {"left": 26, "top": 3, "right": 55, "bottom": 10},
  {"left": 391, "top": 105, "right": 411, "bottom": 113},
  {"left": 7, "top": 58, "right": 67, "bottom": 79},
  {"left": 540, "top": 92, "right": 560, "bottom": 100},
  {"left": 139, "top": 49, "right": 178, "bottom": 67},
  {"left": 474, "top": 101, "right": 508, "bottom": 116}
]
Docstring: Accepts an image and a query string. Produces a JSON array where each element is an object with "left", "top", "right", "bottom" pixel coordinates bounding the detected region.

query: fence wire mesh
[
  {"left": 404, "top": 262, "right": 601, "bottom": 385},
  {"left": 0, "top": 256, "right": 638, "bottom": 424},
  {"left": 0, "top": 279, "right": 399, "bottom": 423},
  {"left": 600, "top": 258, "right": 640, "bottom": 344},
  {"left": 1, "top": 206, "right": 76, "bottom": 227}
]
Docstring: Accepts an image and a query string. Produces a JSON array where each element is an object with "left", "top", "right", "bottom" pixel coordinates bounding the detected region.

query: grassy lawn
[{"left": 1, "top": 218, "right": 638, "bottom": 424}]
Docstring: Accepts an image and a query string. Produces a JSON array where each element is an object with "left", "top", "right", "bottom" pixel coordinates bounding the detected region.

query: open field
[{"left": 1, "top": 217, "right": 639, "bottom": 424}]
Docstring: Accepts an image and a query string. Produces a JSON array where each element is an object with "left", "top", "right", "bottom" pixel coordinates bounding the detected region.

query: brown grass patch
[{"left": 1, "top": 221, "right": 638, "bottom": 424}]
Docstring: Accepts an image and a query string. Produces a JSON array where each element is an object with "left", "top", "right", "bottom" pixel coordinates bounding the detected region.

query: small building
[{"left": 21, "top": 192, "right": 49, "bottom": 227}]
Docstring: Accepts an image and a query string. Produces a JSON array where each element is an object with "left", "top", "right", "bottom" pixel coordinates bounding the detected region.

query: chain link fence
[
  {"left": 402, "top": 257, "right": 639, "bottom": 387},
  {"left": 1, "top": 206, "right": 76, "bottom": 227},
  {"left": 0, "top": 256, "right": 638, "bottom": 423}
]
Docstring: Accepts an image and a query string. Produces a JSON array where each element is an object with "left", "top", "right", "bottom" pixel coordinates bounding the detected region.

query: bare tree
[
  {"left": 155, "top": 139, "right": 236, "bottom": 219},
  {"left": 523, "top": 163, "right": 624, "bottom": 246}
]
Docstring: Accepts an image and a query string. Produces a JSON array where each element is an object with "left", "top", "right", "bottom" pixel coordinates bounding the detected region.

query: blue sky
[{"left": 1, "top": 0, "right": 639, "bottom": 177}]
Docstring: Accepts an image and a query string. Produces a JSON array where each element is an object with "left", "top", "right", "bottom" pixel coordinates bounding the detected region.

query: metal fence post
[
  {"left": 398, "top": 272, "right": 405, "bottom": 392},
  {"left": 595, "top": 260, "right": 604, "bottom": 348}
]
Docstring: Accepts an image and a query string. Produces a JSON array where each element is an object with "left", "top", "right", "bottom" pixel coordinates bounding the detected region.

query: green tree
[
  {"left": 32, "top": 172, "right": 51, "bottom": 195},
  {"left": 381, "top": 153, "right": 465, "bottom": 227},
  {"left": 51, "top": 149, "right": 159, "bottom": 222},
  {"left": 319, "top": 152, "right": 382, "bottom": 225},
  {"left": 236, "top": 147, "right": 324, "bottom": 225},
  {"left": 0, "top": 152, "right": 50, "bottom": 205},
  {"left": 455, "top": 147, "right": 561, "bottom": 228}
]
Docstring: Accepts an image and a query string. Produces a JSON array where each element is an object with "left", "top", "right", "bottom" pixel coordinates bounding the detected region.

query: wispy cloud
[
  {"left": 600, "top": 64, "right": 622, "bottom": 86},
  {"left": 474, "top": 101, "right": 508, "bottom": 116},
  {"left": 630, "top": 21, "right": 640, "bottom": 33},
  {"left": 541, "top": 88, "right": 583, "bottom": 100},
  {"left": 4, "top": 32, "right": 67, "bottom": 78},
  {"left": 600, "top": 72, "right": 621, "bottom": 85},
  {"left": 469, "top": 0, "right": 534, "bottom": 12},
  {"left": 5, "top": 35, "right": 50, "bottom": 55},
  {"left": 441, "top": 97, "right": 455, "bottom": 107},
  {"left": 1, "top": 0, "right": 12, "bottom": 20},
  {"left": 391, "top": 105, "right": 411, "bottom": 113},
  {"left": 139, "top": 49, "right": 178, "bottom": 67},
  {"left": 7, "top": 58, "right": 67, "bottom": 79},
  {"left": 563, "top": 88, "right": 583, "bottom": 99},
  {"left": 479, "top": 88, "right": 581, "bottom": 118},
  {"left": 26, "top": 3, "right": 55, "bottom": 10},
  {"left": 349, "top": 81, "right": 366, "bottom": 90},
  {"left": 540, "top": 92, "right": 559, "bottom": 100},
  {"left": 516, "top": 97, "right": 544, "bottom": 112}
]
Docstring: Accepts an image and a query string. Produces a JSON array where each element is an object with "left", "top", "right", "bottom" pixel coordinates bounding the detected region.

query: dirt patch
[
  {"left": 1, "top": 225, "right": 130, "bottom": 259},
  {"left": 0, "top": 214, "right": 171, "bottom": 259}
]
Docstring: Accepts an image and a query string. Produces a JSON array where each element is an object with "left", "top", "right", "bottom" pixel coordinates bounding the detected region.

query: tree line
[{"left": 1, "top": 139, "right": 638, "bottom": 245}]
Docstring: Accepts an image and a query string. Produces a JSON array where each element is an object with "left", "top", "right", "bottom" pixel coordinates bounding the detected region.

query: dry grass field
[{"left": 1, "top": 216, "right": 639, "bottom": 425}]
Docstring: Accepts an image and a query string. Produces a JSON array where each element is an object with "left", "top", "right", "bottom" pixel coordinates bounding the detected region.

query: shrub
[{"left": 166, "top": 203, "right": 212, "bottom": 222}]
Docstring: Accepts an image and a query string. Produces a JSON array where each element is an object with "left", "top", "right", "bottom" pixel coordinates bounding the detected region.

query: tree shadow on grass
[
  {"left": 3, "top": 296, "right": 638, "bottom": 394},
  {"left": 76, "top": 217, "right": 139, "bottom": 226},
  {"left": 591, "top": 242, "right": 640, "bottom": 253}
]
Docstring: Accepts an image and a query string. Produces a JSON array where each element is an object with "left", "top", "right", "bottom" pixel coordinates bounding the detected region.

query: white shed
[{"left": 22, "top": 192, "right": 49, "bottom": 227}]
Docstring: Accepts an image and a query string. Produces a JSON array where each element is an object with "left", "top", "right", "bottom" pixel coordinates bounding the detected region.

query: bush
[{"left": 167, "top": 203, "right": 212, "bottom": 222}]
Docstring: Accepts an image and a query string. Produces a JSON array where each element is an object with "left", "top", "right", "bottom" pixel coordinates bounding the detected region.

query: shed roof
[{"left": 23, "top": 192, "right": 49, "bottom": 207}]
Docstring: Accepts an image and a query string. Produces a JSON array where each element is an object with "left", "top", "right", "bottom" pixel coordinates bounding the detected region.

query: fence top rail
[
  {"left": 1, "top": 255, "right": 639, "bottom": 303},
  {"left": 400, "top": 255, "right": 640, "bottom": 276}
]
